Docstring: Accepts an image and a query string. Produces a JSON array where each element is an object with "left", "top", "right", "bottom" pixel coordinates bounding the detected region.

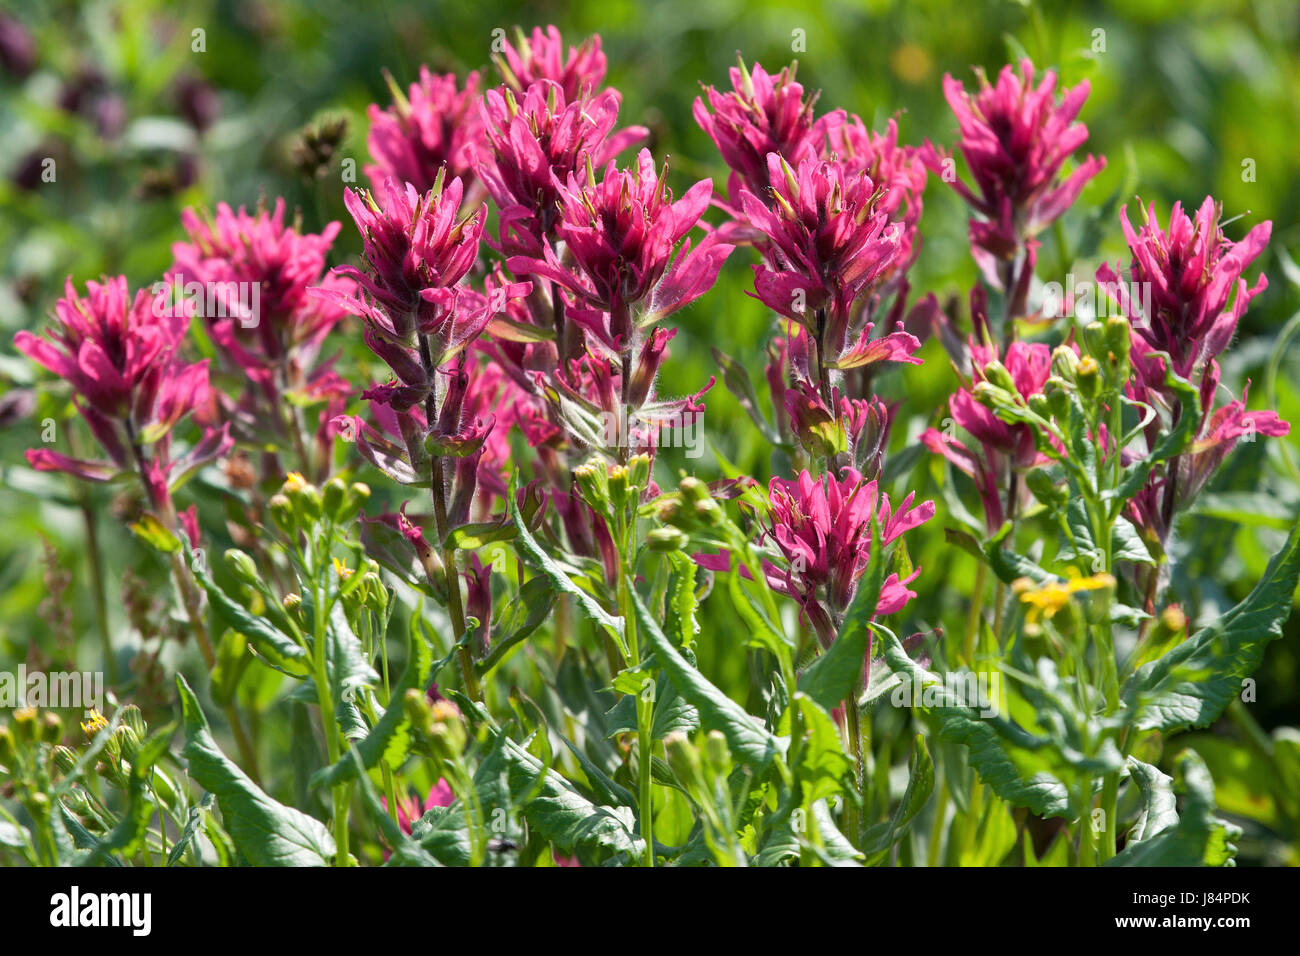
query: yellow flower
[
  {"left": 1012, "top": 569, "right": 1114, "bottom": 634},
  {"left": 284, "top": 471, "right": 307, "bottom": 493},
  {"left": 81, "top": 709, "right": 109, "bottom": 736},
  {"left": 332, "top": 556, "right": 354, "bottom": 580}
]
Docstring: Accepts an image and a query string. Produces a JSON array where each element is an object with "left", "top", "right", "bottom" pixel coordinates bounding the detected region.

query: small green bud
[
  {"left": 342, "top": 482, "right": 371, "bottom": 523},
  {"left": 664, "top": 731, "right": 704, "bottom": 791},
  {"left": 626, "top": 453, "right": 652, "bottom": 494},
  {"left": 692, "top": 497, "right": 723, "bottom": 527},
  {"left": 981, "top": 360, "right": 1018, "bottom": 396},
  {"left": 1076, "top": 356, "right": 1100, "bottom": 401},
  {"left": 0, "top": 725, "right": 15, "bottom": 765},
  {"left": 25, "top": 791, "right": 50, "bottom": 820},
  {"left": 12, "top": 707, "right": 38, "bottom": 746},
  {"left": 115, "top": 724, "right": 142, "bottom": 765},
  {"left": 573, "top": 460, "right": 609, "bottom": 512},
  {"left": 52, "top": 745, "right": 78, "bottom": 776},
  {"left": 1044, "top": 376, "right": 1072, "bottom": 420},
  {"left": 403, "top": 688, "right": 435, "bottom": 739},
  {"left": 323, "top": 477, "right": 348, "bottom": 520},
  {"left": 268, "top": 494, "right": 295, "bottom": 534},
  {"left": 427, "top": 699, "right": 467, "bottom": 762},
  {"left": 40, "top": 711, "right": 63, "bottom": 745},
  {"left": 1104, "top": 315, "right": 1132, "bottom": 362},
  {"left": 678, "top": 476, "right": 709, "bottom": 505},
  {"left": 361, "top": 572, "right": 388, "bottom": 617},
  {"left": 224, "top": 548, "right": 261, "bottom": 587},
  {"left": 1051, "top": 346, "right": 1080, "bottom": 381},
  {"left": 1027, "top": 393, "right": 1053, "bottom": 420},
  {"left": 62, "top": 786, "right": 92, "bottom": 815},
  {"left": 608, "top": 464, "right": 631, "bottom": 512},
  {"left": 646, "top": 527, "right": 690, "bottom": 553},
  {"left": 119, "top": 704, "right": 146, "bottom": 740}
]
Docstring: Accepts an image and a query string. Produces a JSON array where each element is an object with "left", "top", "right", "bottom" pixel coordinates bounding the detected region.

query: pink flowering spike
[
  {"left": 25, "top": 449, "right": 119, "bottom": 482},
  {"left": 494, "top": 25, "right": 607, "bottom": 101},
  {"left": 476, "top": 83, "right": 646, "bottom": 257},
  {"left": 171, "top": 199, "right": 351, "bottom": 376},
  {"left": 764, "top": 468, "right": 932, "bottom": 631},
  {"left": 1099, "top": 197, "right": 1271, "bottom": 376},
  {"left": 426, "top": 779, "right": 456, "bottom": 809},
  {"left": 744, "top": 155, "right": 904, "bottom": 353},
  {"left": 694, "top": 58, "right": 841, "bottom": 206},
  {"left": 366, "top": 67, "right": 485, "bottom": 193},
  {"left": 925, "top": 60, "right": 1105, "bottom": 261},
  {"left": 514, "top": 150, "right": 720, "bottom": 346},
  {"left": 16, "top": 276, "right": 209, "bottom": 476}
]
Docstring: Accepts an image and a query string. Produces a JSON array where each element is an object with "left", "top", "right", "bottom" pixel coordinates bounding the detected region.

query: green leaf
[
  {"left": 1123, "top": 523, "right": 1300, "bottom": 732},
  {"left": 507, "top": 473, "right": 624, "bottom": 646},
  {"left": 1125, "top": 757, "right": 1179, "bottom": 843},
  {"left": 455, "top": 696, "right": 644, "bottom": 860},
  {"left": 861, "top": 734, "right": 934, "bottom": 865},
  {"left": 177, "top": 675, "right": 336, "bottom": 866},
  {"left": 1106, "top": 752, "right": 1240, "bottom": 867},
  {"left": 877, "top": 627, "right": 1072, "bottom": 818},
  {"left": 711, "top": 346, "right": 783, "bottom": 444},
  {"left": 196, "top": 568, "right": 311, "bottom": 679},
  {"left": 310, "top": 616, "right": 434, "bottom": 790},
  {"left": 634, "top": 590, "right": 786, "bottom": 773}
]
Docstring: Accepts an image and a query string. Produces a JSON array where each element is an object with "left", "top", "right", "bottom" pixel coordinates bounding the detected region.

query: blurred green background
[{"left": 2, "top": 0, "right": 1298, "bottom": 860}]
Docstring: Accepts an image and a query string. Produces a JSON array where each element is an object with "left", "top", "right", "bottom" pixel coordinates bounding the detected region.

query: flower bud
[
  {"left": 981, "top": 360, "right": 1018, "bottom": 396},
  {"left": 1044, "top": 377, "right": 1072, "bottom": 420},
  {"left": 1104, "top": 315, "right": 1132, "bottom": 364},
  {"left": 1076, "top": 356, "right": 1100, "bottom": 401},
  {"left": 428, "top": 699, "right": 467, "bottom": 761},
  {"left": 361, "top": 572, "right": 388, "bottom": 617},
  {"left": 0, "top": 725, "right": 15, "bottom": 766},
  {"left": 12, "top": 706, "right": 38, "bottom": 746},
  {"left": 692, "top": 497, "right": 723, "bottom": 527},
  {"left": 52, "top": 745, "right": 78, "bottom": 776},
  {"left": 664, "top": 731, "right": 704, "bottom": 791},
  {"left": 573, "top": 460, "right": 609, "bottom": 513},
  {"left": 25, "top": 791, "right": 50, "bottom": 821},
  {"left": 646, "top": 527, "right": 689, "bottom": 553},
  {"left": 1027, "top": 393, "right": 1053, "bottom": 420},
  {"left": 608, "top": 464, "right": 631, "bottom": 513},
  {"left": 627, "top": 454, "right": 652, "bottom": 497},
  {"left": 322, "top": 477, "right": 348, "bottom": 519},
  {"left": 224, "top": 548, "right": 261, "bottom": 587},
  {"left": 1051, "top": 346, "right": 1079, "bottom": 381},
  {"left": 678, "top": 476, "right": 709, "bottom": 505},
  {"left": 40, "top": 711, "right": 63, "bottom": 745},
  {"left": 119, "top": 704, "right": 146, "bottom": 739},
  {"left": 268, "top": 494, "right": 295, "bottom": 534}
]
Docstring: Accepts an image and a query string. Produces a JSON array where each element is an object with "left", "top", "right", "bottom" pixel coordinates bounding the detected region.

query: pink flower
[
  {"left": 763, "top": 468, "right": 934, "bottom": 646},
  {"left": 921, "top": 324, "right": 1053, "bottom": 533},
  {"left": 507, "top": 149, "right": 730, "bottom": 351},
  {"left": 366, "top": 68, "right": 485, "bottom": 194},
  {"left": 15, "top": 276, "right": 230, "bottom": 509},
  {"left": 923, "top": 60, "right": 1104, "bottom": 265},
  {"left": 321, "top": 175, "right": 497, "bottom": 393},
  {"left": 476, "top": 81, "right": 647, "bottom": 257},
  {"left": 1097, "top": 197, "right": 1271, "bottom": 379},
  {"left": 383, "top": 780, "right": 456, "bottom": 836},
  {"left": 494, "top": 25, "right": 607, "bottom": 102},
  {"left": 694, "top": 58, "right": 842, "bottom": 209},
  {"left": 742, "top": 155, "right": 915, "bottom": 368},
  {"left": 824, "top": 116, "right": 927, "bottom": 272},
  {"left": 170, "top": 199, "right": 351, "bottom": 373}
]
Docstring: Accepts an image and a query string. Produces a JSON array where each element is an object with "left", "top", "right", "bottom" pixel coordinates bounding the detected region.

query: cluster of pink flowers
[
  {"left": 15, "top": 277, "right": 229, "bottom": 535},
  {"left": 11, "top": 27, "right": 1290, "bottom": 691},
  {"left": 1101, "top": 198, "right": 1289, "bottom": 543}
]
